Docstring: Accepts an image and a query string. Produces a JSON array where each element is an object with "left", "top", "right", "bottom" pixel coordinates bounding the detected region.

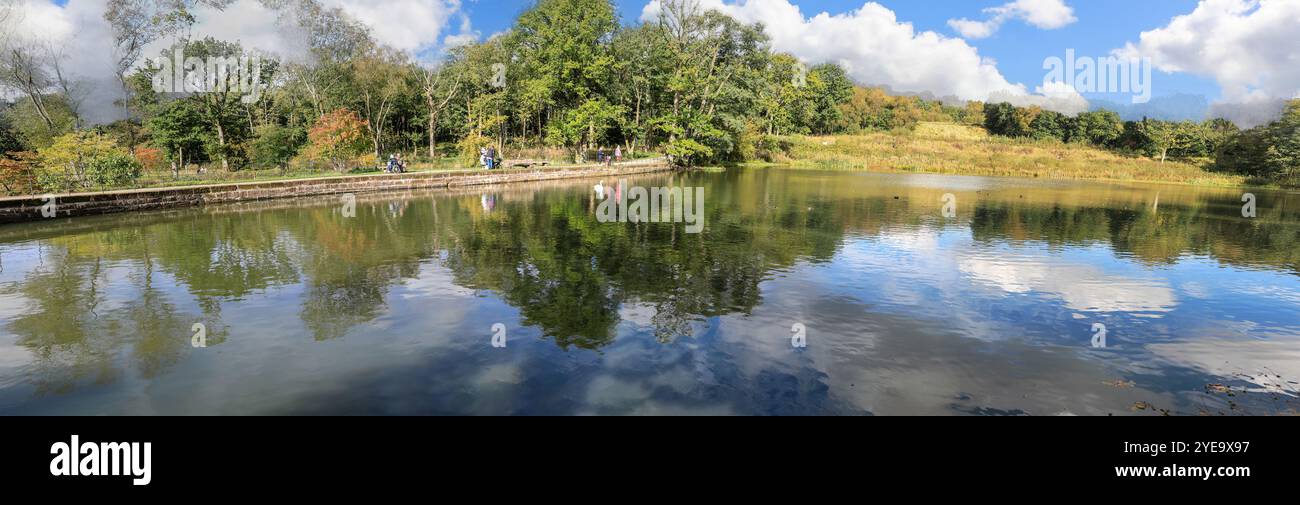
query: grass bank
[{"left": 758, "top": 122, "right": 1261, "bottom": 188}]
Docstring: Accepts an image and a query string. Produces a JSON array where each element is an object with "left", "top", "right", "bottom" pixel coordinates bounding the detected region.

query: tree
[
  {"left": 3, "top": 97, "right": 78, "bottom": 149},
  {"left": 547, "top": 98, "right": 623, "bottom": 158},
  {"left": 147, "top": 100, "right": 209, "bottom": 176},
  {"left": 0, "top": 41, "right": 61, "bottom": 131},
  {"left": 610, "top": 25, "right": 668, "bottom": 156},
  {"left": 167, "top": 38, "right": 259, "bottom": 171},
  {"left": 962, "top": 101, "right": 985, "bottom": 126},
  {"left": 1219, "top": 100, "right": 1300, "bottom": 182},
  {"left": 1010, "top": 106, "right": 1042, "bottom": 138},
  {"left": 0, "top": 150, "right": 39, "bottom": 196},
  {"left": 1029, "top": 109, "right": 1069, "bottom": 141},
  {"left": 0, "top": 111, "right": 23, "bottom": 154},
  {"left": 1068, "top": 110, "right": 1123, "bottom": 146},
  {"left": 759, "top": 53, "right": 812, "bottom": 136},
  {"left": 653, "top": 0, "right": 771, "bottom": 165},
  {"left": 104, "top": 0, "right": 163, "bottom": 132},
  {"left": 983, "top": 102, "right": 1017, "bottom": 136},
  {"left": 807, "top": 63, "right": 853, "bottom": 135},
  {"left": 419, "top": 60, "right": 465, "bottom": 158},
  {"left": 1136, "top": 119, "right": 1177, "bottom": 162},
  {"left": 838, "top": 87, "right": 924, "bottom": 132},
  {"left": 249, "top": 123, "right": 305, "bottom": 170},
  {"left": 1202, "top": 118, "right": 1240, "bottom": 155},
  {"left": 307, "top": 108, "right": 368, "bottom": 172},
  {"left": 513, "top": 0, "right": 618, "bottom": 110},
  {"left": 352, "top": 47, "right": 413, "bottom": 157},
  {"left": 1263, "top": 100, "right": 1300, "bottom": 178}
]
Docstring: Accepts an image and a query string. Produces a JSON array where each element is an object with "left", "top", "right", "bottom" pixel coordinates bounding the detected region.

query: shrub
[
  {"left": 37, "top": 132, "right": 128, "bottom": 192},
  {"left": 134, "top": 147, "right": 166, "bottom": 172},
  {"left": 0, "top": 151, "right": 40, "bottom": 196},
  {"left": 307, "top": 109, "right": 369, "bottom": 172},
  {"left": 86, "top": 152, "right": 143, "bottom": 188},
  {"left": 249, "top": 124, "right": 306, "bottom": 170}
]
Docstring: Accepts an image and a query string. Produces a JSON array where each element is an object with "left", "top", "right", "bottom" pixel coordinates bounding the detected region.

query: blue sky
[{"left": 457, "top": 0, "right": 1223, "bottom": 101}]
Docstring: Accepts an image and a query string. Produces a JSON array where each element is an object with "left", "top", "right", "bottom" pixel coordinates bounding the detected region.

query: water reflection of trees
[
  {"left": 970, "top": 195, "right": 1300, "bottom": 270},
  {"left": 4, "top": 246, "right": 193, "bottom": 394},
  {"left": 434, "top": 174, "right": 845, "bottom": 349},
  {"left": 4, "top": 169, "right": 1299, "bottom": 392}
]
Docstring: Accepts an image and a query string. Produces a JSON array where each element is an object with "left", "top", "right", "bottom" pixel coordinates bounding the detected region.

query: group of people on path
[
  {"left": 385, "top": 154, "right": 407, "bottom": 173},
  {"left": 479, "top": 146, "right": 498, "bottom": 170},
  {"left": 595, "top": 146, "right": 623, "bottom": 166},
  {"left": 383, "top": 143, "right": 634, "bottom": 174},
  {"left": 473, "top": 144, "right": 627, "bottom": 170}
]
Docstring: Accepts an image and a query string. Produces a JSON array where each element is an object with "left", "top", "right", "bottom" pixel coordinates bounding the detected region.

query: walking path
[{"left": 0, "top": 158, "right": 671, "bottom": 225}]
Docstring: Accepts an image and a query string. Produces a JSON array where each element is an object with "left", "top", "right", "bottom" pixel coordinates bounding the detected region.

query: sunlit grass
[{"left": 763, "top": 123, "right": 1259, "bottom": 188}]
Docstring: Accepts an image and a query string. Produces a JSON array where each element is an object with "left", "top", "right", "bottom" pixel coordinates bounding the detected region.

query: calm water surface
[{"left": 2, "top": 168, "right": 1299, "bottom": 415}]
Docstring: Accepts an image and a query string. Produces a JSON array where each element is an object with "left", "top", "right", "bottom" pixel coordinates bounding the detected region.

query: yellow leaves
[{"left": 39, "top": 132, "right": 125, "bottom": 172}]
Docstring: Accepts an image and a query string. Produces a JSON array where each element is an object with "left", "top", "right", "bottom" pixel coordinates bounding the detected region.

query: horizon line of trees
[{"left": 981, "top": 99, "right": 1300, "bottom": 183}]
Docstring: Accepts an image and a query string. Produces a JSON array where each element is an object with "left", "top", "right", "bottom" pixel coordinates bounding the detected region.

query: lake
[{"left": 2, "top": 168, "right": 1299, "bottom": 415}]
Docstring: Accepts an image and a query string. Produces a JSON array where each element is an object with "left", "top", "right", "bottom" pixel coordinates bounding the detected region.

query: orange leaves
[{"left": 308, "top": 109, "right": 370, "bottom": 170}]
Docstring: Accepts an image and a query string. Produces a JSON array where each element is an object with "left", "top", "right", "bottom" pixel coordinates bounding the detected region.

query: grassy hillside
[{"left": 762, "top": 122, "right": 1256, "bottom": 188}]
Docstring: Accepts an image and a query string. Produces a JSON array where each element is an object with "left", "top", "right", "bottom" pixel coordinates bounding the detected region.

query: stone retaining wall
[{"left": 0, "top": 159, "right": 672, "bottom": 225}]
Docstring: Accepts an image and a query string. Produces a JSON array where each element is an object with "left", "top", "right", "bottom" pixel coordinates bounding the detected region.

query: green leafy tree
[
  {"left": 1030, "top": 109, "right": 1069, "bottom": 141},
  {"left": 0, "top": 112, "right": 24, "bottom": 153},
  {"left": 512, "top": 0, "right": 618, "bottom": 110},
  {"left": 1068, "top": 110, "right": 1123, "bottom": 146},
  {"left": 807, "top": 63, "right": 853, "bottom": 135},
  {"left": 249, "top": 123, "right": 306, "bottom": 170},
  {"left": 147, "top": 100, "right": 209, "bottom": 176}
]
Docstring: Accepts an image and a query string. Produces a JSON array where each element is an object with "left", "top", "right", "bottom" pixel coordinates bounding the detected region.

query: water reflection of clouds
[
  {"left": 1149, "top": 339, "right": 1300, "bottom": 396},
  {"left": 723, "top": 271, "right": 1167, "bottom": 415},
  {"left": 839, "top": 228, "right": 1180, "bottom": 316},
  {"left": 958, "top": 252, "right": 1179, "bottom": 314},
  {"left": 801, "top": 224, "right": 1300, "bottom": 410},
  {"left": 0, "top": 244, "right": 46, "bottom": 285},
  {"left": 1233, "top": 284, "right": 1300, "bottom": 306}
]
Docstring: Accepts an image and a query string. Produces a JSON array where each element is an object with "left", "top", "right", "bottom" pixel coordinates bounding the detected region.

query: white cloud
[
  {"left": 3, "top": 0, "right": 74, "bottom": 45},
  {"left": 320, "top": 0, "right": 460, "bottom": 54},
  {"left": 442, "top": 13, "right": 480, "bottom": 49},
  {"left": 181, "top": 0, "right": 314, "bottom": 62},
  {"left": 640, "top": 0, "right": 1084, "bottom": 112},
  {"left": 947, "top": 0, "right": 1077, "bottom": 40},
  {"left": 990, "top": 81, "right": 1090, "bottom": 115},
  {"left": 947, "top": 18, "right": 999, "bottom": 40},
  {"left": 2, "top": 0, "right": 121, "bottom": 123},
  {"left": 1116, "top": 0, "right": 1300, "bottom": 124}
]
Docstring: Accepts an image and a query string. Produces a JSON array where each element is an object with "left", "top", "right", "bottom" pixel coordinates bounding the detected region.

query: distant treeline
[{"left": 981, "top": 100, "right": 1300, "bottom": 184}]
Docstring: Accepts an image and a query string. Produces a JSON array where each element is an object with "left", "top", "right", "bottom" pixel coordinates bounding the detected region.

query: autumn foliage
[
  {"left": 0, "top": 151, "right": 40, "bottom": 196},
  {"left": 134, "top": 147, "right": 165, "bottom": 172},
  {"left": 308, "top": 109, "right": 370, "bottom": 172}
]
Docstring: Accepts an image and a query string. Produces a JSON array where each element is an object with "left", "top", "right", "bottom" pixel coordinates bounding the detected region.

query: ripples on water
[{"left": 1, "top": 168, "right": 1298, "bottom": 415}]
